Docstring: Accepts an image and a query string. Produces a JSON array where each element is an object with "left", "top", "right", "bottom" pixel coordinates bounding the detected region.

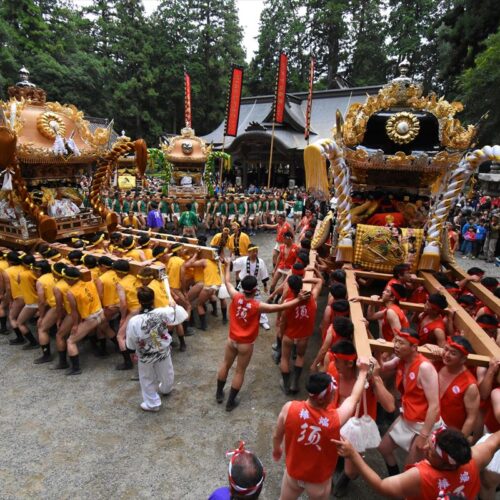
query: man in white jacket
[
  {"left": 232, "top": 243, "right": 270, "bottom": 329},
  {"left": 126, "top": 286, "right": 188, "bottom": 412}
]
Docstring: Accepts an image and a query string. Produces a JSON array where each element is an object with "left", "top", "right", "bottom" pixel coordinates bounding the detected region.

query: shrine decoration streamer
[
  {"left": 273, "top": 52, "right": 288, "bottom": 124},
  {"left": 304, "top": 58, "right": 315, "bottom": 141},
  {"left": 224, "top": 66, "right": 244, "bottom": 137},
  {"left": 184, "top": 71, "right": 192, "bottom": 128}
]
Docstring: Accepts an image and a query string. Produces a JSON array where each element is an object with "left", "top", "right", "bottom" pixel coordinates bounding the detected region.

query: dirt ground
[{"left": 0, "top": 232, "right": 495, "bottom": 499}]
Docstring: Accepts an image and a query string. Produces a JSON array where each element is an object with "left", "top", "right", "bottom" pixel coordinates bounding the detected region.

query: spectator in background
[
  {"left": 179, "top": 203, "right": 199, "bottom": 237},
  {"left": 463, "top": 225, "right": 476, "bottom": 259},
  {"left": 460, "top": 217, "right": 475, "bottom": 252},
  {"left": 474, "top": 220, "right": 487, "bottom": 258},
  {"left": 447, "top": 222, "right": 459, "bottom": 254},
  {"left": 146, "top": 201, "right": 163, "bottom": 231},
  {"left": 486, "top": 214, "right": 500, "bottom": 263}
]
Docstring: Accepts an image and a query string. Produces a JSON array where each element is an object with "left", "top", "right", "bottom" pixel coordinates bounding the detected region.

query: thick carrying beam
[
  {"left": 119, "top": 226, "right": 198, "bottom": 245},
  {"left": 49, "top": 243, "right": 166, "bottom": 279},
  {"left": 446, "top": 263, "right": 500, "bottom": 317},
  {"left": 421, "top": 271, "right": 500, "bottom": 359}
]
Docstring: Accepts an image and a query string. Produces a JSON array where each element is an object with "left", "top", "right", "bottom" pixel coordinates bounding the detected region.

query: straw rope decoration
[
  {"left": 419, "top": 145, "right": 500, "bottom": 271},
  {"left": 89, "top": 139, "right": 147, "bottom": 231},
  {"left": 322, "top": 141, "right": 353, "bottom": 262}
]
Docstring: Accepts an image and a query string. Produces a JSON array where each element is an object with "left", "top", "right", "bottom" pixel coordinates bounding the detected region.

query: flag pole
[{"left": 267, "top": 121, "right": 276, "bottom": 188}]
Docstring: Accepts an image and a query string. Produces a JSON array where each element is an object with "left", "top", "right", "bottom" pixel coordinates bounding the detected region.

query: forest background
[{"left": 1, "top": 0, "right": 499, "bottom": 146}]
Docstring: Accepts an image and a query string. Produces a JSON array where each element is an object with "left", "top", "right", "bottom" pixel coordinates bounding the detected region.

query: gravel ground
[
  {"left": 454, "top": 252, "right": 500, "bottom": 278},
  {"left": 0, "top": 232, "right": 496, "bottom": 499}
]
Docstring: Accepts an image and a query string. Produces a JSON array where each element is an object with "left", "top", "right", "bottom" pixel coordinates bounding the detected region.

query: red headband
[
  {"left": 226, "top": 441, "right": 265, "bottom": 496},
  {"left": 334, "top": 352, "right": 357, "bottom": 361},
  {"left": 428, "top": 302, "right": 445, "bottom": 312},
  {"left": 292, "top": 267, "right": 305, "bottom": 276},
  {"left": 395, "top": 330, "right": 419, "bottom": 345},
  {"left": 478, "top": 322, "right": 498, "bottom": 330},
  {"left": 446, "top": 337, "right": 469, "bottom": 356},
  {"left": 332, "top": 308, "right": 350, "bottom": 317},
  {"left": 431, "top": 427, "right": 456, "bottom": 466}
]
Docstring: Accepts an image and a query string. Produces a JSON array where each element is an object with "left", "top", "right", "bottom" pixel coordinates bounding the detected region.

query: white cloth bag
[{"left": 340, "top": 387, "right": 381, "bottom": 453}]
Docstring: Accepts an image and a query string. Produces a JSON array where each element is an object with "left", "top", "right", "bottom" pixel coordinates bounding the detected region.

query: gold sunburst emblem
[
  {"left": 385, "top": 112, "right": 420, "bottom": 145},
  {"left": 37, "top": 111, "right": 66, "bottom": 140}
]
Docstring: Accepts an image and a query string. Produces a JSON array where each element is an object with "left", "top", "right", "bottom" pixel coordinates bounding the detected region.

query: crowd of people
[
  {"left": 2, "top": 182, "right": 500, "bottom": 499},
  {"left": 89, "top": 183, "right": 330, "bottom": 237},
  {"left": 448, "top": 194, "right": 500, "bottom": 263}
]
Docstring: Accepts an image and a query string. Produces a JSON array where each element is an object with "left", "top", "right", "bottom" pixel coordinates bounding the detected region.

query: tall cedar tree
[
  {"left": 190, "top": 0, "right": 246, "bottom": 133},
  {"left": 344, "top": 0, "right": 388, "bottom": 86},
  {"left": 247, "top": 0, "right": 309, "bottom": 95},
  {"left": 458, "top": 29, "right": 500, "bottom": 145},
  {"left": 107, "top": 1, "right": 157, "bottom": 140},
  {"left": 437, "top": 0, "right": 500, "bottom": 94}
]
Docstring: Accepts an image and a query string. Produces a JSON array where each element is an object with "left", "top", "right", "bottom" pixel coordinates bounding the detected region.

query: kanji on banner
[
  {"left": 184, "top": 72, "right": 192, "bottom": 128},
  {"left": 224, "top": 66, "right": 244, "bottom": 137},
  {"left": 305, "top": 58, "right": 315, "bottom": 140},
  {"left": 274, "top": 52, "right": 288, "bottom": 124}
]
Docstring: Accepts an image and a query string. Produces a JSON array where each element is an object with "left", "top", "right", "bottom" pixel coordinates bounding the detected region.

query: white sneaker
[
  {"left": 262, "top": 322, "right": 271, "bottom": 330},
  {"left": 140, "top": 402, "right": 160, "bottom": 412}
]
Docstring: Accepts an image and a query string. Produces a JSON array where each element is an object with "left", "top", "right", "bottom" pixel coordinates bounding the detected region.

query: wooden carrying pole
[
  {"left": 119, "top": 226, "right": 198, "bottom": 244},
  {"left": 356, "top": 295, "right": 425, "bottom": 313},
  {"left": 115, "top": 232, "right": 217, "bottom": 261},
  {"left": 369, "top": 339, "right": 491, "bottom": 367},
  {"left": 353, "top": 270, "right": 425, "bottom": 285},
  {"left": 345, "top": 269, "right": 373, "bottom": 358},
  {"left": 49, "top": 243, "right": 165, "bottom": 278},
  {"left": 421, "top": 271, "right": 500, "bottom": 359},
  {"left": 344, "top": 268, "right": 500, "bottom": 366},
  {"left": 446, "top": 263, "right": 500, "bottom": 317}
]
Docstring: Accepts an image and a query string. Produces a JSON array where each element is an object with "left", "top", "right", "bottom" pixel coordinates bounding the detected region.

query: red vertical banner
[
  {"left": 274, "top": 52, "right": 288, "bottom": 124},
  {"left": 184, "top": 72, "right": 192, "bottom": 128},
  {"left": 224, "top": 66, "right": 244, "bottom": 137},
  {"left": 304, "top": 57, "right": 315, "bottom": 140}
]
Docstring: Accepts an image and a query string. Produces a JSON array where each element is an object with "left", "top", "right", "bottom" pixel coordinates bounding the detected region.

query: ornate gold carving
[
  {"left": 1, "top": 98, "right": 111, "bottom": 160},
  {"left": 344, "top": 148, "right": 461, "bottom": 172},
  {"left": 45, "top": 102, "right": 110, "bottom": 147},
  {"left": 386, "top": 151, "right": 415, "bottom": 168},
  {"left": 385, "top": 112, "right": 420, "bottom": 144},
  {"left": 37, "top": 111, "right": 66, "bottom": 140},
  {"left": 163, "top": 127, "right": 210, "bottom": 163},
  {"left": 1, "top": 98, "right": 27, "bottom": 135},
  {"left": 7, "top": 85, "right": 46, "bottom": 104},
  {"left": 342, "top": 81, "right": 476, "bottom": 150}
]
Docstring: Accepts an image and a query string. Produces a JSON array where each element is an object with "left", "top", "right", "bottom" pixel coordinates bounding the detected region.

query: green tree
[
  {"left": 458, "top": 28, "right": 500, "bottom": 145},
  {"left": 344, "top": 0, "right": 388, "bottom": 86},
  {"left": 385, "top": 0, "right": 437, "bottom": 81},
  {"left": 437, "top": 0, "right": 500, "bottom": 93},
  {"left": 247, "top": 0, "right": 309, "bottom": 95},
  {"left": 306, "top": 0, "right": 350, "bottom": 88},
  {"left": 150, "top": 0, "right": 195, "bottom": 137},
  {"left": 190, "top": 0, "right": 246, "bottom": 133},
  {"left": 106, "top": 1, "right": 157, "bottom": 140}
]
